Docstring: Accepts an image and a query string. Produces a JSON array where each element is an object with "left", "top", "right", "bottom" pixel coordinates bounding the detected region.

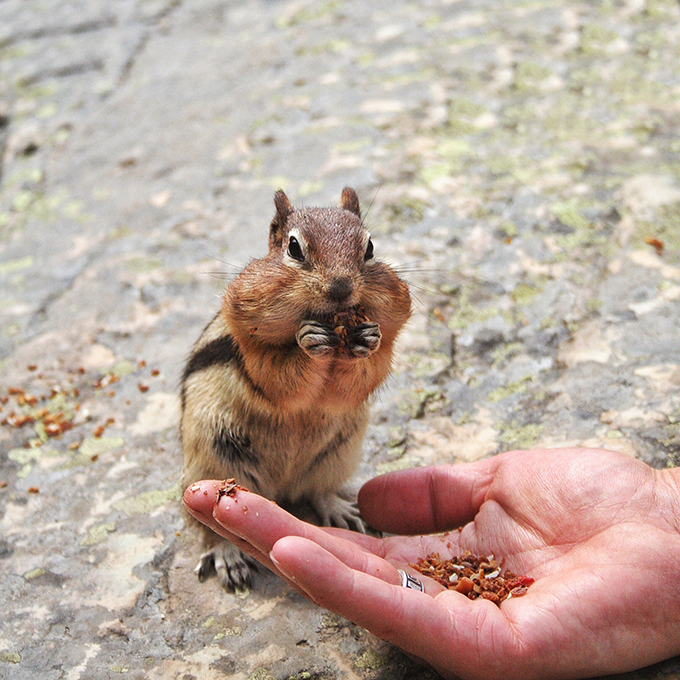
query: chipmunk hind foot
[
  {"left": 195, "top": 542, "right": 258, "bottom": 592},
  {"left": 309, "top": 492, "right": 366, "bottom": 534}
]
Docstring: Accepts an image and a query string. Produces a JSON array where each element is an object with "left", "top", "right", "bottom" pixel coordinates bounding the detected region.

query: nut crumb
[{"left": 216, "top": 478, "right": 250, "bottom": 503}]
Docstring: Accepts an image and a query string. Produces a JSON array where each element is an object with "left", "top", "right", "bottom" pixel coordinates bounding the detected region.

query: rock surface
[{"left": 1, "top": 0, "right": 679, "bottom": 678}]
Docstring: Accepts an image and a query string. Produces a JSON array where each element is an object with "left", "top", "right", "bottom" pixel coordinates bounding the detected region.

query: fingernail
[
  {"left": 182, "top": 484, "right": 210, "bottom": 514},
  {"left": 270, "top": 553, "right": 296, "bottom": 581}
]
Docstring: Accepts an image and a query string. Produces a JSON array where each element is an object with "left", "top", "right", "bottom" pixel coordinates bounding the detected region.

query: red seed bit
[
  {"left": 506, "top": 576, "right": 535, "bottom": 589},
  {"left": 644, "top": 236, "right": 664, "bottom": 256},
  {"left": 138, "top": 383, "right": 149, "bottom": 393}
]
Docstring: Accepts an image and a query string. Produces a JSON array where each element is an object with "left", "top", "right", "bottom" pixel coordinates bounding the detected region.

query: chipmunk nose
[{"left": 328, "top": 276, "right": 353, "bottom": 303}]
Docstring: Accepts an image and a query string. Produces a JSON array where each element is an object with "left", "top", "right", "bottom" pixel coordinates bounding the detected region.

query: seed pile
[
  {"left": 1, "top": 386, "right": 78, "bottom": 438},
  {"left": 411, "top": 551, "right": 534, "bottom": 606},
  {"left": 0, "top": 361, "right": 163, "bottom": 442}
]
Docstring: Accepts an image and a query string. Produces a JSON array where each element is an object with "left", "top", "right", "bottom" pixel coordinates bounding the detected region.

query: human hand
[{"left": 183, "top": 448, "right": 680, "bottom": 680}]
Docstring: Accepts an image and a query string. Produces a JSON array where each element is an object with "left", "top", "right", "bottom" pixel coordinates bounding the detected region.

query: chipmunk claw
[
  {"left": 348, "top": 322, "right": 381, "bottom": 358},
  {"left": 296, "top": 321, "right": 339, "bottom": 357}
]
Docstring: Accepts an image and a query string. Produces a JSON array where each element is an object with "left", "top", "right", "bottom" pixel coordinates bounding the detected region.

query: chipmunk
[{"left": 180, "top": 187, "right": 411, "bottom": 590}]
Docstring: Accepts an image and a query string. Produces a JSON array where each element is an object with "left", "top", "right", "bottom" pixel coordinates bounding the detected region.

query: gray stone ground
[{"left": 1, "top": 0, "right": 679, "bottom": 678}]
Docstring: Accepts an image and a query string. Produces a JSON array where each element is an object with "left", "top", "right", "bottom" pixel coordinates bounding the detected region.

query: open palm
[{"left": 184, "top": 448, "right": 680, "bottom": 680}]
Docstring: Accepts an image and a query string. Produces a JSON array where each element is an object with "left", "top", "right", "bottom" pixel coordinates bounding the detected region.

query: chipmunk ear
[
  {"left": 340, "top": 187, "right": 361, "bottom": 219},
  {"left": 270, "top": 190, "right": 294, "bottom": 249}
]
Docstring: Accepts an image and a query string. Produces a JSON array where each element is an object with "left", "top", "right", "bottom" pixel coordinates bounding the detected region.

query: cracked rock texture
[{"left": 1, "top": 0, "right": 679, "bottom": 678}]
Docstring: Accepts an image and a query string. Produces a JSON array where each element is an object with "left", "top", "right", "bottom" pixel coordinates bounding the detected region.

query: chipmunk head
[
  {"left": 267, "top": 188, "right": 375, "bottom": 315},
  {"left": 225, "top": 188, "right": 410, "bottom": 348}
]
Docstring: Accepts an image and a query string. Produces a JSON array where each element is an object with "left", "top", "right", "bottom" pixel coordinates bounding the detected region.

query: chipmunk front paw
[
  {"left": 195, "top": 542, "right": 257, "bottom": 592},
  {"left": 347, "top": 322, "right": 381, "bottom": 358},
  {"left": 296, "top": 320, "right": 339, "bottom": 357}
]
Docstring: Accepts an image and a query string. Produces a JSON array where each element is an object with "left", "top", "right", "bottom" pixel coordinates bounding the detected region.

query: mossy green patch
[
  {"left": 355, "top": 648, "right": 387, "bottom": 670},
  {"left": 330, "top": 137, "right": 373, "bottom": 154},
  {"left": 24, "top": 567, "right": 46, "bottom": 581},
  {"left": 0, "top": 255, "right": 34, "bottom": 276},
  {"left": 0, "top": 651, "right": 21, "bottom": 664},
  {"left": 114, "top": 480, "right": 183, "bottom": 516},
  {"left": 108, "top": 360, "right": 137, "bottom": 378},
  {"left": 81, "top": 523, "right": 117, "bottom": 546},
  {"left": 357, "top": 51, "right": 375, "bottom": 67},
  {"left": 500, "top": 421, "right": 544, "bottom": 449},
  {"left": 549, "top": 201, "right": 591, "bottom": 232},
  {"left": 276, "top": 0, "right": 343, "bottom": 28},
  {"left": 643, "top": 0, "right": 677, "bottom": 19},
  {"left": 579, "top": 24, "right": 619, "bottom": 55},
  {"left": 447, "top": 284, "right": 499, "bottom": 330},
  {"left": 513, "top": 61, "right": 554, "bottom": 92},
  {"left": 297, "top": 39, "right": 350, "bottom": 56},
  {"left": 488, "top": 375, "right": 534, "bottom": 403},
  {"left": 511, "top": 282, "right": 543, "bottom": 306},
  {"left": 79, "top": 437, "right": 124, "bottom": 458},
  {"left": 248, "top": 669, "right": 276, "bottom": 680},
  {"left": 498, "top": 221, "right": 518, "bottom": 239},
  {"left": 419, "top": 160, "right": 462, "bottom": 185},
  {"left": 297, "top": 180, "right": 324, "bottom": 197},
  {"left": 8, "top": 446, "right": 52, "bottom": 478},
  {"left": 446, "top": 97, "right": 487, "bottom": 133},
  {"left": 586, "top": 297, "right": 603, "bottom": 313},
  {"left": 201, "top": 616, "right": 216, "bottom": 628},
  {"left": 375, "top": 456, "right": 419, "bottom": 475},
  {"left": 124, "top": 257, "right": 163, "bottom": 273},
  {"left": 382, "top": 196, "right": 428, "bottom": 231}
]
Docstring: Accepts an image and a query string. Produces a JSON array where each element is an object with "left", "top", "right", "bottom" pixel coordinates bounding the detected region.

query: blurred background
[{"left": 1, "top": 1, "right": 679, "bottom": 678}]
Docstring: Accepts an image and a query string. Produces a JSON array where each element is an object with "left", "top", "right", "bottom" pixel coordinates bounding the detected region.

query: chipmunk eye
[
  {"left": 364, "top": 238, "right": 374, "bottom": 261},
  {"left": 287, "top": 235, "right": 304, "bottom": 262}
]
